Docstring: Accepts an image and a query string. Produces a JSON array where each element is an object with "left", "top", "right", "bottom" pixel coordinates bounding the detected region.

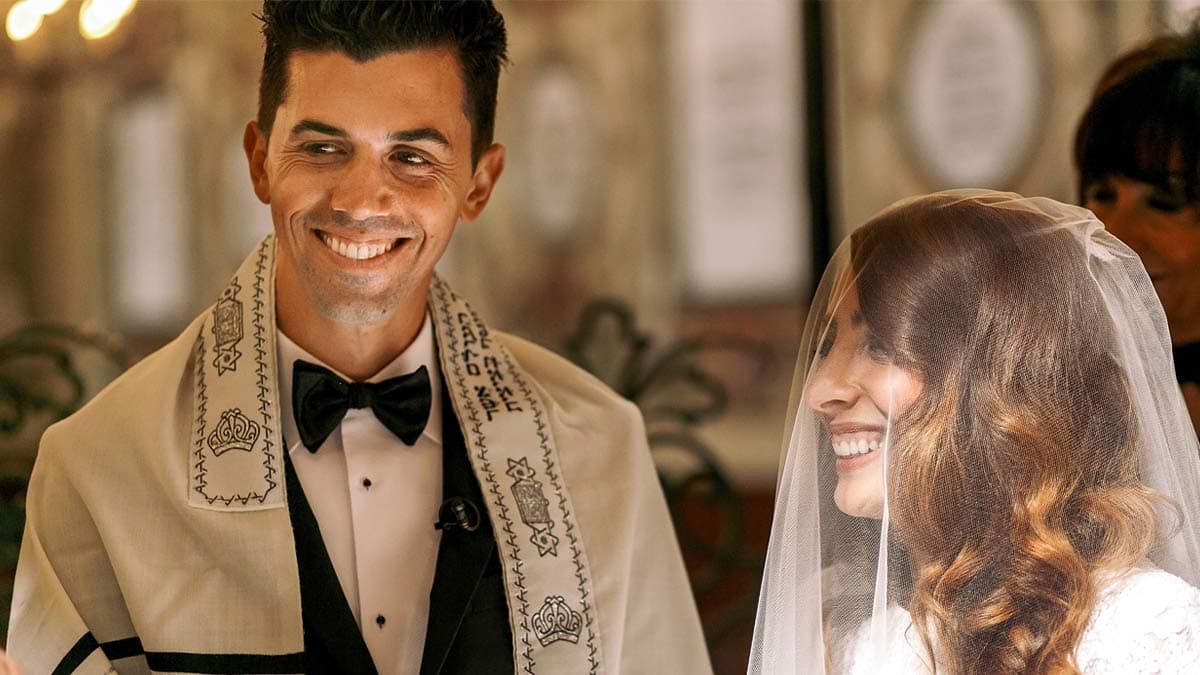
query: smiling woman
[
  {"left": 804, "top": 276, "right": 922, "bottom": 519},
  {"left": 751, "top": 190, "right": 1200, "bottom": 675}
]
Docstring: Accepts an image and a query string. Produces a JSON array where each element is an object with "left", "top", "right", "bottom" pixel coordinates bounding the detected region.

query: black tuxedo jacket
[{"left": 284, "top": 389, "right": 514, "bottom": 674}]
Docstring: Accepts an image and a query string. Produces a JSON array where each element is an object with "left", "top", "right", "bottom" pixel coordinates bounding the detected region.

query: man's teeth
[
  {"left": 320, "top": 233, "right": 396, "bottom": 260},
  {"left": 832, "top": 439, "right": 882, "bottom": 457}
]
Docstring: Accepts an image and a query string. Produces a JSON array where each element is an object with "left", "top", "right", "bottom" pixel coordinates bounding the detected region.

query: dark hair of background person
[
  {"left": 848, "top": 194, "right": 1167, "bottom": 675},
  {"left": 1074, "top": 21, "right": 1200, "bottom": 203},
  {"left": 256, "top": 0, "right": 508, "bottom": 165}
]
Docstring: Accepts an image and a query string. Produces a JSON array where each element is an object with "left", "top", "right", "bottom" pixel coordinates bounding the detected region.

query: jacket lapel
[
  {"left": 420, "top": 388, "right": 509, "bottom": 675},
  {"left": 284, "top": 451, "right": 378, "bottom": 674}
]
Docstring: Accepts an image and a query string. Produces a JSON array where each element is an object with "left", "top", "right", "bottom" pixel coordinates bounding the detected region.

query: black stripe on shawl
[
  {"left": 143, "top": 651, "right": 307, "bottom": 673},
  {"left": 100, "top": 636, "right": 144, "bottom": 660},
  {"left": 51, "top": 634, "right": 305, "bottom": 674},
  {"left": 52, "top": 633, "right": 98, "bottom": 675}
]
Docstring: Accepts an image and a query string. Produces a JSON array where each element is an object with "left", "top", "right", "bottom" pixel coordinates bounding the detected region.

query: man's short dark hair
[{"left": 257, "top": 0, "right": 508, "bottom": 164}]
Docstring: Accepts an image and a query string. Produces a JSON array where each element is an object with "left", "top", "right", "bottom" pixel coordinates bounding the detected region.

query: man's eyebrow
[
  {"left": 851, "top": 311, "right": 865, "bottom": 327},
  {"left": 289, "top": 119, "right": 347, "bottom": 138},
  {"left": 287, "top": 120, "right": 450, "bottom": 148},
  {"left": 389, "top": 127, "right": 450, "bottom": 146}
]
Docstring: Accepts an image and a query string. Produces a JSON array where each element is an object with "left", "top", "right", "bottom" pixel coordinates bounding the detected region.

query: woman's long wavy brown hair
[{"left": 851, "top": 194, "right": 1167, "bottom": 674}]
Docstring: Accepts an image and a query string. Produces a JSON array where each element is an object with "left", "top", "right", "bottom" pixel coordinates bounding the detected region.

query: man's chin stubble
[{"left": 318, "top": 303, "right": 398, "bottom": 326}]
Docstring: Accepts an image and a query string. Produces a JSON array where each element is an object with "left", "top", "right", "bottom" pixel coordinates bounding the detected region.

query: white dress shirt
[{"left": 277, "top": 315, "right": 443, "bottom": 675}]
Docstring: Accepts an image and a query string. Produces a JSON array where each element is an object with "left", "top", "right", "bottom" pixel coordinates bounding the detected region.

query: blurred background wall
[{"left": 1, "top": 0, "right": 1196, "bottom": 670}]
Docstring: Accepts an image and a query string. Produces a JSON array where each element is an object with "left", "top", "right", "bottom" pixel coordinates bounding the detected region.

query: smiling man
[{"left": 6, "top": 3, "right": 709, "bottom": 674}]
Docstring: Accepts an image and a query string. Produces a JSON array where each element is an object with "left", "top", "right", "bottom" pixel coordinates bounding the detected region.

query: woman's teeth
[
  {"left": 320, "top": 233, "right": 396, "bottom": 260},
  {"left": 832, "top": 439, "right": 881, "bottom": 457}
]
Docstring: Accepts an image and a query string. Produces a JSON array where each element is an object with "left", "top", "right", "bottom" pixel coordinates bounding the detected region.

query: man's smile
[{"left": 314, "top": 230, "right": 408, "bottom": 262}]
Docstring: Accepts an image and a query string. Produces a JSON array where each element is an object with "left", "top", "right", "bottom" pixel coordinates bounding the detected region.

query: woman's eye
[
  {"left": 865, "top": 334, "right": 892, "bottom": 362},
  {"left": 1147, "top": 189, "right": 1187, "bottom": 213},
  {"left": 1084, "top": 183, "right": 1115, "bottom": 205},
  {"left": 816, "top": 323, "right": 837, "bottom": 358},
  {"left": 817, "top": 335, "right": 833, "bottom": 358}
]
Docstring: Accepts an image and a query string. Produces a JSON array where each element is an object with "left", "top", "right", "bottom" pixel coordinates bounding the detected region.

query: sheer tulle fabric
[{"left": 750, "top": 190, "right": 1200, "bottom": 674}]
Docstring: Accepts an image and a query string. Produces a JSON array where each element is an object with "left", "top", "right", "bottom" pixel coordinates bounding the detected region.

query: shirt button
[
  {"left": 376, "top": 614, "right": 386, "bottom": 627},
  {"left": 362, "top": 477, "right": 372, "bottom": 489}
]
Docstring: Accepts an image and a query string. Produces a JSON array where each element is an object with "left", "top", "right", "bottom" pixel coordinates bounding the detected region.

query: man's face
[{"left": 244, "top": 48, "right": 503, "bottom": 326}]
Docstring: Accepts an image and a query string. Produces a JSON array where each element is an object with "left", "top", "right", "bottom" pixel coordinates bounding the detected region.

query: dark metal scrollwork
[
  {"left": 0, "top": 323, "right": 133, "bottom": 436},
  {"left": 563, "top": 299, "right": 772, "bottom": 648},
  {"left": 0, "top": 322, "right": 132, "bottom": 637}
]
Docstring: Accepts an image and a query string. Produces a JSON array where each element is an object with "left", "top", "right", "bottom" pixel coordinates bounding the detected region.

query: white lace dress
[{"left": 840, "top": 565, "right": 1200, "bottom": 674}]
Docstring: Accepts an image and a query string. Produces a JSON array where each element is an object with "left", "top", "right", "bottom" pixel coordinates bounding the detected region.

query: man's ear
[
  {"left": 243, "top": 121, "right": 271, "bottom": 204},
  {"left": 460, "top": 143, "right": 505, "bottom": 222}
]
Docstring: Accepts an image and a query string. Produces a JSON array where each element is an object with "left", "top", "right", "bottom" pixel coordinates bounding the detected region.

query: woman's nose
[
  {"left": 805, "top": 352, "right": 859, "bottom": 414},
  {"left": 1089, "top": 183, "right": 1146, "bottom": 252}
]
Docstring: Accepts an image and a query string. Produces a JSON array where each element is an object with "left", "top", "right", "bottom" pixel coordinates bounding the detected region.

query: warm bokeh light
[
  {"left": 26, "top": 0, "right": 69, "bottom": 16},
  {"left": 5, "top": 1, "right": 44, "bottom": 42},
  {"left": 79, "top": 0, "right": 136, "bottom": 40}
]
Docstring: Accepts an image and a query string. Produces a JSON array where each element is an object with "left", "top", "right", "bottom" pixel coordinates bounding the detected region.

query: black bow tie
[{"left": 292, "top": 359, "right": 432, "bottom": 453}]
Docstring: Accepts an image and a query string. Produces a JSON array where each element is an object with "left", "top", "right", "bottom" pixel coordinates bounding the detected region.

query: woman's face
[
  {"left": 1084, "top": 174, "right": 1200, "bottom": 344},
  {"left": 805, "top": 282, "right": 924, "bottom": 519}
]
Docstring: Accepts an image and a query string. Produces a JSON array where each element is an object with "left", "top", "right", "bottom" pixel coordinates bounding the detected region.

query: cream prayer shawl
[{"left": 7, "top": 236, "right": 711, "bottom": 675}]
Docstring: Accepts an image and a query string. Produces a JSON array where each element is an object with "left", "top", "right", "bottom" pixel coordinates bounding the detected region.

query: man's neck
[{"left": 276, "top": 293, "right": 428, "bottom": 382}]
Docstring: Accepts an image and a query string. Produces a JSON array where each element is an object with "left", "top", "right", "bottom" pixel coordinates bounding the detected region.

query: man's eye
[
  {"left": 303, "top": 143, "right": 340, "bottom": 155},
  {"left": 392, "top": 150, "right": 429, "bottom": 165}
]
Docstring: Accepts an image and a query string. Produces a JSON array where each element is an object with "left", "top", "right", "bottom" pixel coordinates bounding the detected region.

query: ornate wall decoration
[
  {"left": 828, "top": 0, "right": 1164, "bottom": 243},
  {"left": 515, "top": 55, "right": 601, "bottom": 248},
  {"left": 893, "top": 0, "right": 1046, "bottom": 190},
  {"left": 440, "top": 1, "right": 676, "bottom": 346}
]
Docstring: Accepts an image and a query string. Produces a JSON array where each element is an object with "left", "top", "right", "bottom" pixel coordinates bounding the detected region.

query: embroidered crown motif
[
  {"left": 531, "top": 595, "right": 583, "bottom": 647},
  {"left": 206, "top": 408, "right": 261, "bottom": 457}
]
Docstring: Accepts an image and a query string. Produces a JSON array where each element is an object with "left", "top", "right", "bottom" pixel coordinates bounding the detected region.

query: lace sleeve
[{"left": 1074, "top": 568, "right": 1200, "bottom": 674}]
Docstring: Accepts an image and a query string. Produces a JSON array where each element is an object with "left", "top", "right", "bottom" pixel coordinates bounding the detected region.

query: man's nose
[{"left": 330, "top": 155, "right": 395, "bottom": 221}]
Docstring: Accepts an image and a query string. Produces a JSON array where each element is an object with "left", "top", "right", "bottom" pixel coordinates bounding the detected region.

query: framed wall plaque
[
  {"left": 513, "top": 55, "right": 601, "bottom": 246},
  {"left": 894, "top": 0, "right": 1047, "bottom": 190},
  {"left": 668, "top": 0, "right": 807, "bottom": 303}
]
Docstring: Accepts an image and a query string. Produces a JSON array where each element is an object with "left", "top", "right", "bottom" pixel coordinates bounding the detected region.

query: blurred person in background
[
  {"left": 1075, "top": 21, "right": 1200, "bottom": 432},
  {"left": 6, "top": 2, "right": 709, "bottom": 673}
]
